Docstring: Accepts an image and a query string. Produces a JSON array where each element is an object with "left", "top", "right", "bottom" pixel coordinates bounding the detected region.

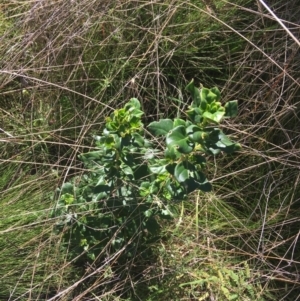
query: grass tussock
[{"left": 0, "top": 0, "right": 300, "bottom": 300}]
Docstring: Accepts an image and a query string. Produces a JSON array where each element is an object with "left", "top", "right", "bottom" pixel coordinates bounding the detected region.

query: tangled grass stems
[{"left": 0, "top": 0, "right": 300, "bottom": 299}]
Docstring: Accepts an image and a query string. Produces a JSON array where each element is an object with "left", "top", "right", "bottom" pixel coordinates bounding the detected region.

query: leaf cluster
[{"left": 51, "top": 81, "right": 240, "bottom": 263}]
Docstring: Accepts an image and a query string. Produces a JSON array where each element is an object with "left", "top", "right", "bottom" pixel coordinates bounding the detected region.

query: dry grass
[{"left": 0, "top": 0, "right": 300, "bottom": 300}]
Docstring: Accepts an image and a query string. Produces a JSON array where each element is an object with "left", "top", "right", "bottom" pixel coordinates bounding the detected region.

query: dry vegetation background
[{"left": 0, "top": 0, "right": 300, "bottom": 300}]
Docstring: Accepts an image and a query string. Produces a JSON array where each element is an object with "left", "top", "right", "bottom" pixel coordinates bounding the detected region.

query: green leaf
[
  {"left": 144, "top": 209, "right": 153, "bottom": 218},
  {"left": 186, "top": 107, "right": 203, "bottom": 123},
  {"left": 203, "top": 110, "right": 225, "bottom": 124},
  {"left": 148, "top": 119, "right": 173, "bottom": 136},
  {"left": 208, "top": 147, "right": 221, "bottom": 155},
  {"left": 164, "top": 146, "right": 181, "bottom": 160},
  {"left": 186, "top": 125, "right": 206, "bottom": 143},
  {"left": 166, "top": 126, "right": 194, "bottom": 154},
  {"left": 200, "top": 97, "right": 207, "bottom": 111},
  {"left": 210, "top": 87, "right": 221, "bottom": 101},
  {"left": 217, "top": 132, "right": 236, "bottom": 147},
  {"left": 132, "top": 132, "right": 145, "bottom": 147},
  {"left": 224, "top": 100, "right": 238, "bottom": 117},
  {"left": 173, "top": 118, "right": 186, "bottom": 127},
  {"left": 125, "top": 98, "right": 144, "bottom": 118},
  {"left": 149, "top": 164, "right": 166, "bottom": 174},
  {"left": 206, "top": 90, "right": 218, "bottom": 104},
  {"left": 126, "top": 98, "right": 141, "bottom": 110},
  {"left": 100, "top": 135, "right": 115, "bottom": 148},
  {"left": 200, "top": 87, "right": 209, "bottom": 103},
  {"left": 166, "top": 181, "right": 186, "bottom": 201},
  {"left": 129, "top": 115, "right": 143, "bottom": 128},
  {"left": 216, "top": 131, "right": 241, "bottom": 153},
  {"left": 186, "top": 79, "right": 201, "bottom": 106},
  {"left": 120, "top": 163, "right": 134, "bottom": 178},
  {"left": 140, "top": 181, "right": 151, "bottom": 197},
  {"left": 80, "top": 151, "right": 102, "bottom": 161},
  {"left": 174, "top": 162, "right": 189, "bottom": 183},
  {"left": 61, "top": 193, "right": 74, "bottom": 205},
  {"left": 221, "top": 143, "right": 242, "bottom": 154}
]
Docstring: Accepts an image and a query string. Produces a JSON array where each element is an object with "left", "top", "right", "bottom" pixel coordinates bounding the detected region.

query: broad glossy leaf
[
  {"left": 217, "top": 132, "right": 235, "bottom": 147},
  {"left": 93, "top": 135, "right": 102, "bottom": 141},
  {"left": 216, "top": 141, "right": 226, "bottom": 148},
  {"left": 166, "top": 126, "right": 194, "bottom": 154},
  {"left": 144, "top": 209, "right": 153, "bottom": 218},
  {"left": 80, "top": 151, "right": 102, "bottom": 161},
  {"left": 206, "top": 90, "right": 218, "bottom": 104},
  {"left": 120, "top": 163, "right": 134, "bottom": 177},
  {"left": 173, "top": 118, "right": 186, "bottom": 127},
  {"left": 102, "top": 149, "right": 116, "bottom": 162},
  {"left": 186, "top": 107, "right": 203, "bottom": 123},
  {"left": 214, "top": 110, "right": 225, "bottom": 122},
  {"left": 148, "top": 119, "right": 173, "bottom": 136},
  {"left": 149, "top": 164, "right": 166, "bottom": 174},
  {"left": 164, "top": 146, "right": 181, "bottom": 160},
  {"left": 200, "top": 87, "right": 209, "bottom": 103},
  {"left": 102, "top": 128, "right": 110, "bottom": 136},
  {"left": 129, "top": 115, "right": 143, "bottom": 128},
  {"left": 132, "top": 132, "right": 145, "bottom": 147},
  {"left": 200, "top": 97, "right": 207, "bottom": 111},
  {"left": 214, "top": 131, "right": 241, "bottom": 153},
  {"left": 96, "top": 173, "right": 106, "bottom": 186},
  {"left": 125, "top": 99, "right": 143, "bottom": 118},
  {"left": 113, "top": 134, "right": 121, "bottom": 149},
  {"left": 186, "top": 125, "right": 206, "bottom": 143},
  {"left": 126, "top": 97, "right": 141, "bottom": 110},
  {"left": 210, "top": 87, "right": 221, "bottom": 101},
  {"left": 203, "top": 110, "right": 224, "bottom": 124},
  {"left": 103, "top": 135, "right": 115, "bottom": 147},
  {"left": 210, "top": 102, "right": 222, "bottom": 112},
  {"left": 221, "top": 143, "right": 242, "bottom": 154},
  {"left": 208, "top": 147, "right": 221, "bottom": 155},
  {"left": 186, "top": 124, "right": 201, "bottom": 134},
  {"left": 140, "top": 181, "right": 150, "bottom": 189},
  {"left": 174, "top": 162, "right": 189, "bottom": 183},
  {"left": 224, "top": 100, "right": 238, "bottom": 117}
]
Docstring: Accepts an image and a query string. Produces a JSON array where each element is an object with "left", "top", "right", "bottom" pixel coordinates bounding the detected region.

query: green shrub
[{"left": 51, "top": 80, "right": 240, "bottom": 263}]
